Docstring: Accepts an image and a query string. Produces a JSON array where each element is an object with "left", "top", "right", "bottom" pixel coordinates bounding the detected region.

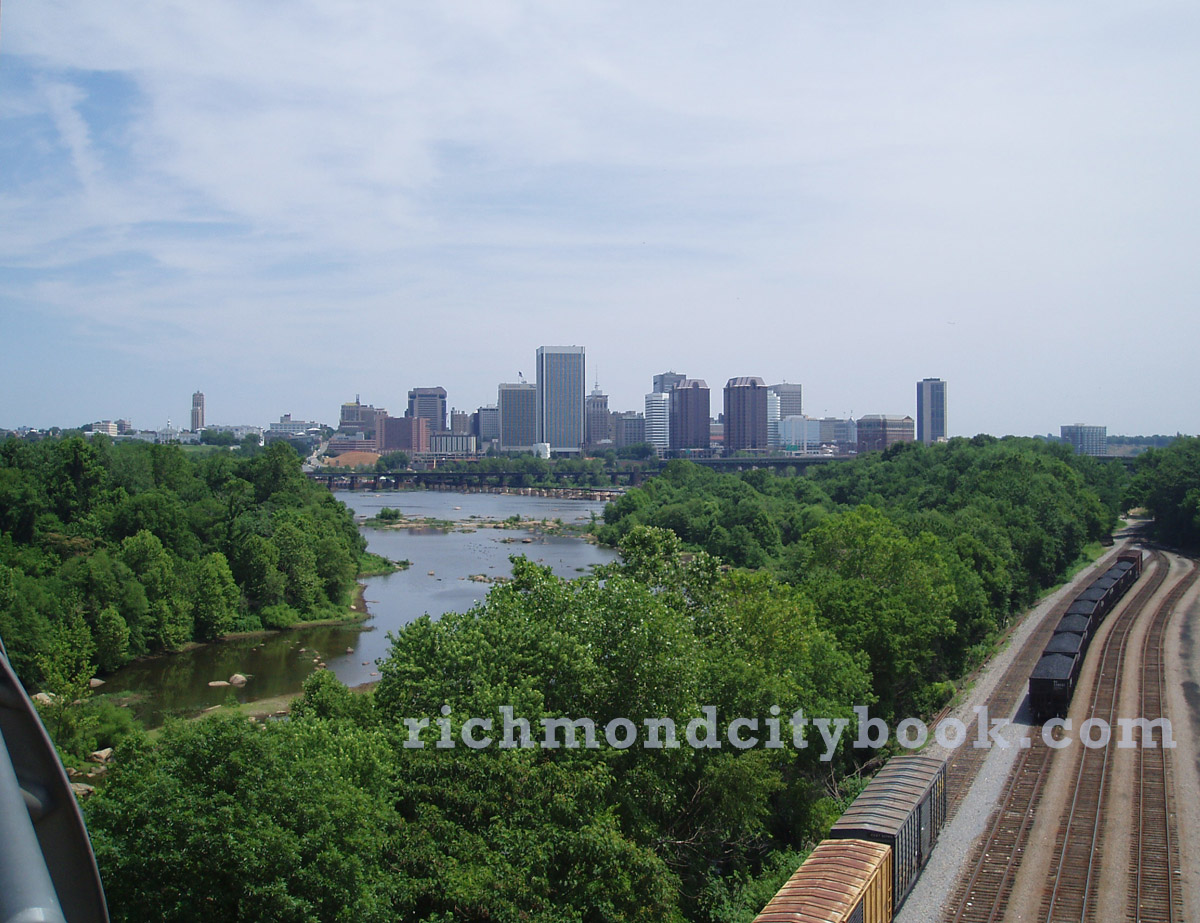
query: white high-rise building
[
  {"left": 644, "top": 392, "right": 670, "bottom": 456},
  {"left": 767, "top": 390, "right": 781, "bottom": 448},
  {"left": 780, "top": 415, "right": 822, "bottom": 453},
  {"left": 1061, "top": 424, "right": 1107, "bottom": 457}
]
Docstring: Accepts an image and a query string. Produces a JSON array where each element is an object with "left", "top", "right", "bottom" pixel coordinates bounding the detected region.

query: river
[{"left": 102, "top": 490, "right": 618, "bottom": 724}]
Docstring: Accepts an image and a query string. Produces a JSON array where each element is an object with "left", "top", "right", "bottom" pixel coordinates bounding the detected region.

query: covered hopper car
[{"left": 1028, "top": 549, "right": 1142, "bottom": 722}]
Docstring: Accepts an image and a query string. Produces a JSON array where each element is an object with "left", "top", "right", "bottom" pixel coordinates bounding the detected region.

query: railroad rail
[
  {"left": 943, "top": 735, "right": 1053, "bottom": 923},
  {"left": 1128, "top": 558, "right": 1196, "bottom": 922},
  {"left": 942, "top": 551, "right": 1169, "bottom": 923},
  {"left": 941, "top": 587, "right": 1070, "bottom": 821},
  {"left": 1038, "top": 551, "right": 1173, "bottom": 922},
  {"left": 942, "top": 545, "right": 1145, "bottom": 821}
]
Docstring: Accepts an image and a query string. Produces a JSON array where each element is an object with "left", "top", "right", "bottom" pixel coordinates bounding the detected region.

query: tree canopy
[
  {"left": 1127, "top": 435, "right": 1200, "bottom": 546},
  {"left": 86, "top": 530, "right": 871, "bottom": 922},
  {"left": 0, "top": 436, "right": 371, "bottom": 691}
]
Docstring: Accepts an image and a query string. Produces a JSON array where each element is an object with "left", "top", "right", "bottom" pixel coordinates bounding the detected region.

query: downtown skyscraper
[
  {"left": 498, "top": 382, "right": 536, "bottom": 451},
  {"left": 669, "top": 379, "right": 710, "bottom": 451},
  {"left": 190, "top": 391, "right": 205, "bottom": 431},
  {"left": 916, "top": 378, "right": 947, "bottom": 444},
  {"left": 724, "top": 377, "right": 769, "bottom": 453},
  {"left": 535, "top": 346, "right": 586, "bottom": 454}
]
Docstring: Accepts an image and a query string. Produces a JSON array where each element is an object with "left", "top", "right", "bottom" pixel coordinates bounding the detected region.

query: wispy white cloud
[{"left": 1, "top": 1, "right": 1198, "bottom": 432}]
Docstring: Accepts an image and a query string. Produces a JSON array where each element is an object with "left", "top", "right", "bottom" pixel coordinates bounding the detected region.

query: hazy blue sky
[{"left": 2, "top": 2, "right": 1198, "bottom": 435}]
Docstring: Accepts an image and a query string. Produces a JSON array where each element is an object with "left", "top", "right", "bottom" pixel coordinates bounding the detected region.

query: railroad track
[
  {"left": 943, "top": 544, "right": 1149, "bottom": 821},
  {"left": 1128, "top": 558, "right": 1196, "bottom": 923},
  {"left": 943, "top": 734, "right": 1053, "bottom": 923},
  {"left": 941, "top": 551, "right": 1168, "bottom": 923},
  {"left": 1039, "top": 551, "right": 1171, "bottom": 922},
  {"left": 943, "top": 587, "right": 1074, "bottom": 821}
]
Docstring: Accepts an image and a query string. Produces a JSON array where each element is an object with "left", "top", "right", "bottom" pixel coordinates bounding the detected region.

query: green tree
[
  {"left": 229, "top": 530, "right": 285, "bottom": 611},
  {"left": 1129, "top": 436, "right": 1200, "bottom": 546},
  {"left": 790, "top": 506, "right": 957, "bottom": 716},
  {"left": 190, "top": 553, "right": 240, "bottom": 641},
  {"left": 34, "top": 609, "right": 97, "bottom": 756},
  {"left": 272, "top": 519, "right": 321, "bottom": 613},
  {"left": 121, "top": 530, "right": 192, "bottom": 650},
  {"left": 376, "top": 451, "right": 409, "bottom": 471},
  {"left": 94, "top": 605, "right": 131, "bottom": 672}
]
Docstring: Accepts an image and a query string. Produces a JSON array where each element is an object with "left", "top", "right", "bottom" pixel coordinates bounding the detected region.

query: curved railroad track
[
  {"left": 942, "top": 550, "right": 1169, "bottom": 923},
  {"left": 1039, "top": 551, "right": 1193, "bottom": 923},
  {"left": 1127, "top": 557, "right": 1195, "bottom": 922}
]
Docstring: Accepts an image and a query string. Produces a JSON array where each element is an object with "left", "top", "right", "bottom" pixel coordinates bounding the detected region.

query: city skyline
[
  {"left": 2, "top": 5, "right": 1199, "bottom": 436},
  {"left": 1, "top": 364, "right": 1149, "bottom": 443}
]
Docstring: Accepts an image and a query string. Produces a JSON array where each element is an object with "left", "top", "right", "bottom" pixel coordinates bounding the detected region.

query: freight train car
[
  {"left": 753, "top": 754, "right": 946, "bottom": 922},
  {"left": 753, "top": 552, "right": 1143, "bottom": 922},
  {"left": 1028, "top": 549, "right": 1143, "bottom": 721},
  {"left": 753, "top": 838, "right": 892, "bottom": 923},
  {"left": 827, "top": 754, "right": 947, "bottom": 913},
  {"left": 1053, "top": 613, "right": 1094, "bottom": 649}
]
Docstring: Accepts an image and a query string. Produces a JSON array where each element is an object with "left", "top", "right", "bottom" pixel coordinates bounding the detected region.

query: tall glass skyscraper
[
  {"left": 535, "top": 346, "right": 586, "bottom": 454},
  {"left": 644, "top": 391, "right": 670, "bottom": 456},
  {"left": 916, "top": 378, "right": 947, "bottom": 445}
]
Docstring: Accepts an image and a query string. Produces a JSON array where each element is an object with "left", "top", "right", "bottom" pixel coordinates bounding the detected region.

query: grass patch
[{"left": 357, "top": 552, "right": 408, "bottom": 576}]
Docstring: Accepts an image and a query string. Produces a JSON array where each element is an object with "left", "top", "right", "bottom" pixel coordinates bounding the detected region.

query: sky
[{"left": 2, "top": 2, "right": 1198, "bottom": 437}]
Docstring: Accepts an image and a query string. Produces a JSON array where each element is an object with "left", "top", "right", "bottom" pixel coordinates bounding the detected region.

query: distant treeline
[
  {"left": 1107, "top": 433, "right": 1188, "bottom": 447},
  {"left": 0, "top": 437, "right": 372, "bottom": 689}
]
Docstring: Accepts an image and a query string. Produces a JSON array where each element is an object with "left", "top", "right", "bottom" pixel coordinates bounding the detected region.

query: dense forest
[
  {"left": 87, "top": 536, "right": 869, "bottom": 922},
  {"left": 0, "top": 436, "right": 376, "bottom": 698},
  {"left": 60, "top": 436, "right": 1138, "bottom": 922},
  {"left": 598, "top": 437, "right": 1122, "bottom": 715}
]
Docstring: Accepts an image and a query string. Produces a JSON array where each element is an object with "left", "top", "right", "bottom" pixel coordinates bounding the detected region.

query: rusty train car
[{"left": 753, "top": 755, "right": 946, "bottom": 923}]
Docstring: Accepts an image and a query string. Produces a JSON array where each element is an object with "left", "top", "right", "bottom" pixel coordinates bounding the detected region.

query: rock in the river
[
  {"left": 208, "top": 680, "right": 231, "bottom": 688},
  {"left": 70, "top": 783, "right": 95, "bottom": 799},
  {"left": 229, "top": 673, "right": 248, "bottom": 686},
  {"left": 89, "top": 678, "right": 105, "bottom": 689},
  {"left": 32, "top": 692, "right": 56, "bottom": 705},
  {"left": 88, "top": 748, "right": 113, "bottom": 764}
]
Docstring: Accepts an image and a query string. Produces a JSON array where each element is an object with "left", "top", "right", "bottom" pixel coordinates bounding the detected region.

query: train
[
  {"left": 754, "top": 754, "right": 946, "bottom": 923},
  {"left": 1028, "top": 549, "right": 1143, "bottom": 722},
  {"left": 752, "top": 549, "right": 1143, "bottom": 923}
]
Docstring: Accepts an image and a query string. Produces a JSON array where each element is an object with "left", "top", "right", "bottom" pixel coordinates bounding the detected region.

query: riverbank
[
  {"left": 97, "top": 489, "right": 617, "bottom": 726},
  {"left": 188, "top": 678, "right": 382, "bottom": 726}
]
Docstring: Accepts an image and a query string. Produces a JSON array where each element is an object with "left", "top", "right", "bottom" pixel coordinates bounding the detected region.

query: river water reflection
[{"left": 103, "top": 490, "right": 618, "bottom": 724}]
